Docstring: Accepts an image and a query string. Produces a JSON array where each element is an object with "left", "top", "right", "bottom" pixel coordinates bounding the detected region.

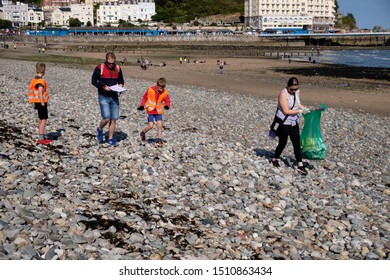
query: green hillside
[{"left": 152, "top": 0, "right": 244, "bottom": 23}]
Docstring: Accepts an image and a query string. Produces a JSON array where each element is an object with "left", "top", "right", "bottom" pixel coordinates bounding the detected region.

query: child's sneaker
[
  {"left": 107, "top": 138, "right": 117, "bottom": 147},
  {"left": 44, "top": 138, "right": 53, "bottom": 144},
  {"left": 271, "top": 158, "right": 280, "bottom": 167},
  {"left": 37, "top": 139, "right": 51, "bottom": 145},
  {"left": 297, "top": 165, "right": 308, "bottom": 176},
  {"left": 140, "top": 131, "right": 146, "bottom": 141},
  {"left": 157, "top": 138, "right": 164, "bottom": 146},
  {"left": 96, "top": 127, "right": 103, "bottom": 142}
]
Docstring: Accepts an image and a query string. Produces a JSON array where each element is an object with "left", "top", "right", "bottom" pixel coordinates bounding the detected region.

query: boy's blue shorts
[{"left": 147, "top": 114, "right": 163, "bottom": 123}]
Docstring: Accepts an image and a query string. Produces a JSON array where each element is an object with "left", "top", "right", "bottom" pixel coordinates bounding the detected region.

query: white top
[{"left": 276, "top": 88, "right": 301, "bottom": 125}]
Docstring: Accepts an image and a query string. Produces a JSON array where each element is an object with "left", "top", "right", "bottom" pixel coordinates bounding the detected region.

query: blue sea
[{"left": 316, "top": 49, "right": 390, "bottom": 68}]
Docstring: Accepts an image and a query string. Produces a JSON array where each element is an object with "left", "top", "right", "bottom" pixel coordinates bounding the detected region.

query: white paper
[{"left": 109, "top": 85, "right": 128, "bottom": 93}]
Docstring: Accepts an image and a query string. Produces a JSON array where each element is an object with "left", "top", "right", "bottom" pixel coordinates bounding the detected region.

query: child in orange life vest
[
  {"left": 137, "top": 77, "right": 171, "bottom": 146},
  {"left": 27, "top": 62, "right": 52, "bottom": 145}
]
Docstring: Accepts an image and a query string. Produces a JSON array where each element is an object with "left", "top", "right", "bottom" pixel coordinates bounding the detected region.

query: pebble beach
[{"left": 0, "top": 59, "right": 389, "bottom": 260}]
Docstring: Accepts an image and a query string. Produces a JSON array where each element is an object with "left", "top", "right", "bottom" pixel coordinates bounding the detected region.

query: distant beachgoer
[
  {"left": 120, "top": 57, "right": 127, "bottom": 66},
  {"left": 137, "top": 77, "right": 171, "bottom": 147},
  {"left": 91, "top": 52, "right": 125, "bottom": 146},
  {"left": 219, "top": 63, "right": 224, "bottom": 74},
  {"left": 179, "top": 57, "right": 183, "bottom": 64},
  {"left": 270, "top": 77, "right": 310, "bottom": 175},
  {"left": 28, "top": 62, "right": 52, "bottom": 145}
]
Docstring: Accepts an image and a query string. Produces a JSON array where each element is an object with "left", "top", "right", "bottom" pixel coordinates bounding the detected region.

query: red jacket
[{"left": 140, "top": 85, "right": 171, "bottom": 115}]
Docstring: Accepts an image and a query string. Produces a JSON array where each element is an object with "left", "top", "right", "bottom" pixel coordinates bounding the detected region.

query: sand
[{"left": 2, "top": 44, "right": 389, "bottom": 115}]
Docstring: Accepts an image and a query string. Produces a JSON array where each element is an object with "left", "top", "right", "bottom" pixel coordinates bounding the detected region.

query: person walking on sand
[
  {"left": 27, "top": 62, "right": 52, "bottom": 145},
  {"left": 218, "top": 61, "right": 224, "bottom": 74},
  {"left": 137, "top": 77, "right": 171, "bottom": 147},
  {"left": 270, "top": 77, "right": 310, "bottom": 175},
  {"left": 91, "top": 52, "right": 125, "bottom": 146}
]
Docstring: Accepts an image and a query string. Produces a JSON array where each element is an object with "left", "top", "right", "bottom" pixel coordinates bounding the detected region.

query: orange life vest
[
  {"left": 28, "top": 77, "right": 49, "bottom": 103},
  {"left": 145, "top": 87, "right": 168, "bottom": 114}
]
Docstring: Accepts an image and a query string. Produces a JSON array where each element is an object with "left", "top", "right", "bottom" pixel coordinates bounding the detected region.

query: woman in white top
[{"left": 271, "top": 77, "right": 309, "bottom": 175}]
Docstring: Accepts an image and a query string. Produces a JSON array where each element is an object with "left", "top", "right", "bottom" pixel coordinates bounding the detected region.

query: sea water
[{"left": 316, "top": 49, "right": 390, "bottom": 68}]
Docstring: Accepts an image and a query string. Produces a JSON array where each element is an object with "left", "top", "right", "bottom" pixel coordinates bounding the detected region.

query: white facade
[
  {"left": 85, "top": 0, "right": 112, "bottom": 4},
  {"left": 97, "top": 0, "right": 155, "bottom": 26},
  {"left": 70, "top": 3, "right": 94, "bottom": 25},
  {"left": 3, "top": 2, "right": 29, "bottom": 27},
  {"left": 137, "top": 0, "right": 155, "bottom": 21},
  {"left": 245, "top": 0, "right": 335, "bottom": 31},
  {"left": 51, "top": 7, "right": 71, "bottom": 26},
  {"left": 98, "top": 1, "right": 121, "bottom": 25},
  {"left": 28, "top": 8, "right": 44, "bottom": 26}
]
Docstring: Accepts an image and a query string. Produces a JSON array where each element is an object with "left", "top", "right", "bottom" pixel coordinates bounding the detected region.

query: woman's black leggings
[{"left": 274, "top": 124, "right": 302, "bottom": 163}]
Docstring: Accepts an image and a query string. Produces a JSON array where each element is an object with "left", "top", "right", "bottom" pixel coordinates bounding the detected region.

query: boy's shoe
[
  {"left": 157, "top": 138, "right": 164, "bottom": 146},
  {"left": 44, "top": 138, "right": 53, "bottom": 144},
  {"left": 96, "top": 128, "right": 103, "bottom": 142},
  {"left": 140, "top": 131, "right": 146, "bottom": 141},
  {"left": 297, "top": 165, "right": 308, "bottom": 176},
  {"left": 271, "top": 158, "right": 280, "bottom": 167},
  {"left": 107, "top": 138, "right": 117, "bottom": 146},
  {"left": 37, "top": 139, "right": 51, "bottom": 145}
]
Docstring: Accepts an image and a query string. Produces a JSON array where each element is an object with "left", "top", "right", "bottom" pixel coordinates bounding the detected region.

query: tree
[
  {"left": 69, "top": 18, "right": 82, "bottom": 27},
  {"left": 86, "top": 21, "right": 92, "bottom": 27},
  {"left": 93, "top": 4, "right": 100, "bottom": 26},
  {"left": 118, "top": 19, "right": 135, "bottom": 27},
  {"left": 0, "top": 19, "right": 12, "bottom": 29},
  {"left": 341, "top": 13, "right": 357, "bottom": 30}
]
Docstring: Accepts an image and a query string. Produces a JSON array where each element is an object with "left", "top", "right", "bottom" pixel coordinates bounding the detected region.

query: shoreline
[{"left": 1, "top": 45, "right": 389, "bottom": 115}]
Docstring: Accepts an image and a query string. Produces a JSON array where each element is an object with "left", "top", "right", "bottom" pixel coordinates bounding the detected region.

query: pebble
[{"left": 0, "top": 59, "right": 388, "bottom": 260}]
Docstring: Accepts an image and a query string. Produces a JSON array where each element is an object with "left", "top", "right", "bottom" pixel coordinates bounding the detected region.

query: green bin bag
[{"left": 300, "top": 104, "right": 327, "bottom": 160}]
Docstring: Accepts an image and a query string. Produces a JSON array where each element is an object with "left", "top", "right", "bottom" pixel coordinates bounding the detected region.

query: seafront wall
[{"left": 11, "top": 33, "right": 390, "bottom": 48}]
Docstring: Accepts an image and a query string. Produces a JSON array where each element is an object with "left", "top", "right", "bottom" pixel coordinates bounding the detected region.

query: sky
[{"left": 337, "top": 0, "right": 390, "bottom": 29}]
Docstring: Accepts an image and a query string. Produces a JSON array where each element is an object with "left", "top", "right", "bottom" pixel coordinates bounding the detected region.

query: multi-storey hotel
[
  {"left": 97, "top": 0, "right": 155, "bottom": 26},
  {"left": 245, "top": 0, "right": 335, "bottom": 32}
]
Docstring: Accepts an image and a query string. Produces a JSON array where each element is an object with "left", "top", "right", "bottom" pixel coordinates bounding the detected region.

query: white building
[
  {"left": 28, "top": 8, "right": 44, "bottom": 27},
  {"left": 51, "top": 7, "right": 71, "bottom": 26},
  {"left": 3, "top": 1, "right": 29, "bottom": 27},
  {"left": 97, "top": 0, "right": 155, "bottom": 26},
  {"left": 137, "top": 0, "right": 155, "bottom": 21},
  {"left": 245, "top": 0, "right": 335, "bottom": 32},
  {"left": 70, "top": 3, "right": 94, "bottom": 26}
]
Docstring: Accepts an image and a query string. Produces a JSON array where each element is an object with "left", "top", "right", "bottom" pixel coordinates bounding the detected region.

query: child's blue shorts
[{"left": 148, "top": 114, "right": 163, "bottom": 122}]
